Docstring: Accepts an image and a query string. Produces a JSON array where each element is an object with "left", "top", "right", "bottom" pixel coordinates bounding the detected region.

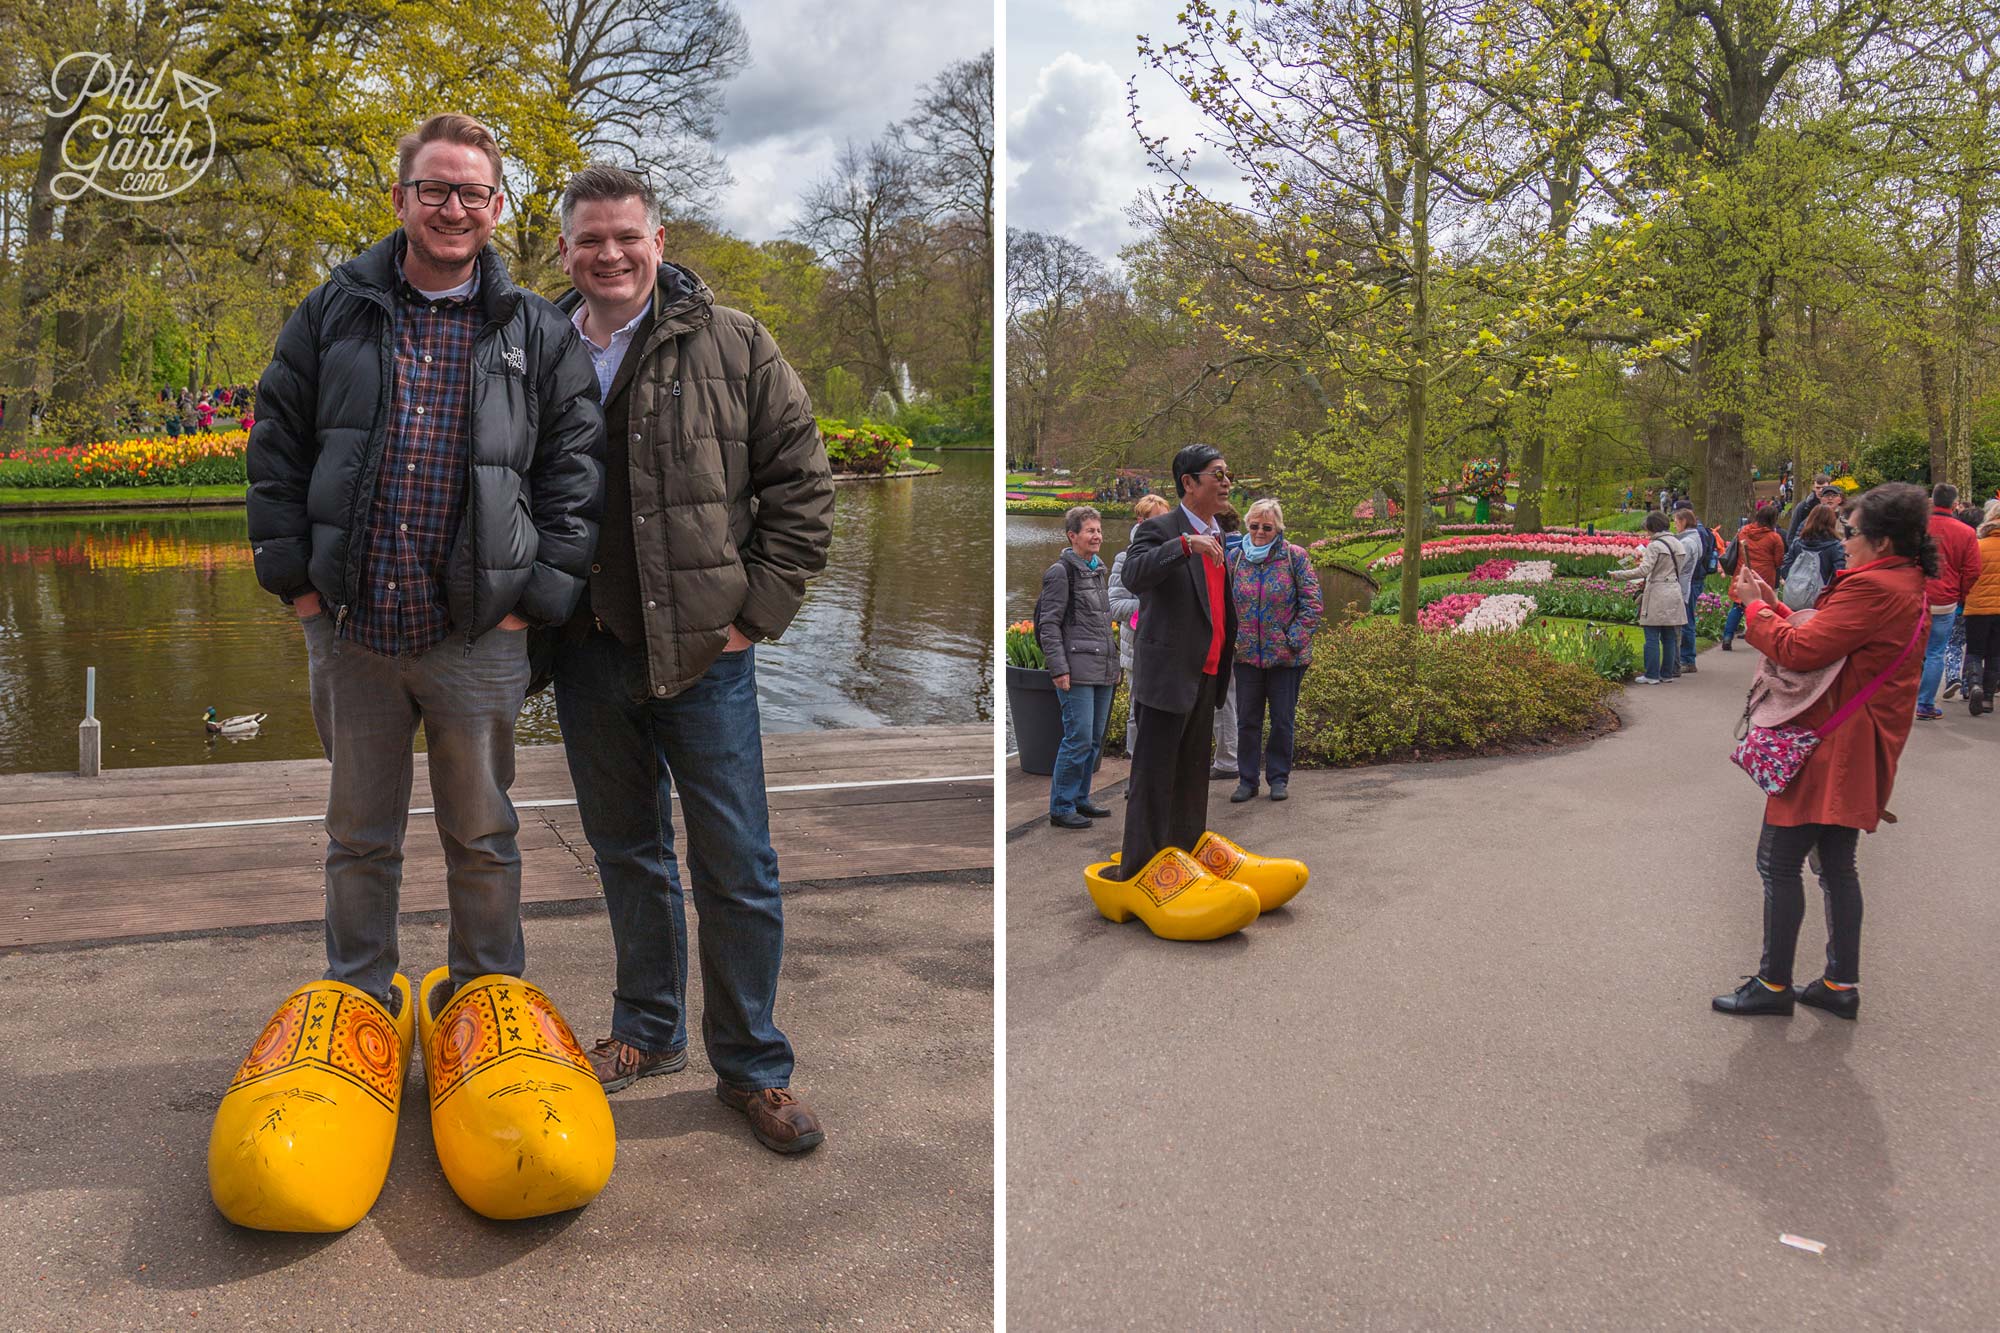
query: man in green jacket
[{"left": 550, "top": 164, "right": 835, "bottom": 1153}]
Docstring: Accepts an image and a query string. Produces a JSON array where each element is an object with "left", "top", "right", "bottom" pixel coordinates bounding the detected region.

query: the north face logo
[{"left": 501, "top": 346, "right": 525, "bottom": 374}]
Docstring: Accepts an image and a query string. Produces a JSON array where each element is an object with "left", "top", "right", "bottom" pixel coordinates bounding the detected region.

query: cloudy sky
[
  {"left": 1007, "top": 0, "right": 1239, "bottom": 263},
  {"left": 712, "top": 0, "right": 990, "bottom": 240}
]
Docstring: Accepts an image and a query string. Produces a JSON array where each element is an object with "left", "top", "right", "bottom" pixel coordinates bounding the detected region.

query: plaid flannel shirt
[{"left": 342, "top": 267, "right": 484, "bottom": 656}]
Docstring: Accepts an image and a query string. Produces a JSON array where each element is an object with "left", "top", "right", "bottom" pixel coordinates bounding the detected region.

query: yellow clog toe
[
  {"left": 418, "top": 968, "right": 616, "bottom": 1220},
  {"left": 1187, "top": 830, "right": 1309, "bottom": 911},
  {"left": 1084, "top": 848, "right": 1260, "bottom": 941},
  {"left": 208, "top": 974, "right": 414, "bottom": 1232}
]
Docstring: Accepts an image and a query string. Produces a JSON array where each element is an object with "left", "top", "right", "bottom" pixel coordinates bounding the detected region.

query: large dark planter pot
[{"left": 1007, "top": 664, "right": 1063, "bottom": 776}]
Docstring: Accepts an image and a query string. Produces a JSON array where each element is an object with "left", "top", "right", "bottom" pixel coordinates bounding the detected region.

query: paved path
[
  {"left": 0, "top": 877, "right": 992, "bottom": 1329},
  {"left": 1007, "top": 643, "right": 1998, "bottom": 1328}
]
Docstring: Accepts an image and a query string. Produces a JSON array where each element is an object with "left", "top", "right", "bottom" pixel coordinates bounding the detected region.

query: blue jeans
[
  {"left": 1681, "top": 582, "right": 1702, "bottom": 665},
  {"left": 1722, "top": 602, "right": 1745, "bottom": 643},
  {"left": 1918, "top": 605, "right": 1958, "bottom": 710},
  {"left": 1049, "top": 682, "right": 1113, "bottom": 815},
  {"left": 553, "top": 631, "right": 793, "bottom": 1089},
  {"left": 1234, "top": 663, "right": 1304, "bottom": 785},
  {"left": 1643, "top": 625, "right": 1676, "bottom": 680}
]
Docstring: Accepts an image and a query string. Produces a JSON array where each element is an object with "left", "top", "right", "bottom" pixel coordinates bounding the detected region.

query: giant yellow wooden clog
[
  {"left": 208, "top": 974, "right": 414, "bottom": 1232},
  {"left": 417, "top": 968, "right": 615, "bottom": 1220},
  {"left": 1084, "top": 847, "right": 1260, "bottom": 941},
  {"left": 1109, "top": 831, "right": 1309, "bottom": 913}
]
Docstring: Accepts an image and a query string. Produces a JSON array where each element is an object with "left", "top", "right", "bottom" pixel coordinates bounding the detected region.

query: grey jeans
[{"left": 303, "top": 614, "right": 530, "bottom": 1008}]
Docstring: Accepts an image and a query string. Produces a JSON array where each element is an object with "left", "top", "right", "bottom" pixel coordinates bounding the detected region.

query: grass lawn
[{"left": 0, "top": 484, "right": 243, "bottom": 508}]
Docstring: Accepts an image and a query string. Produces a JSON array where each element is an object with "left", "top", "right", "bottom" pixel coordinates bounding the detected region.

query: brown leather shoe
[
  {"left": 715, "top": 1082, "right": 825, "bottom": 1154},
  {"left": 587, "top": 1036, "right": 687, "bottom": 1092}
]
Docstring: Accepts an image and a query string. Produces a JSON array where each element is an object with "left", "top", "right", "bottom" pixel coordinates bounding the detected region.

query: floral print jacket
[{"left": 1229, "top": 541, "right": 1324, "bottom": 669}]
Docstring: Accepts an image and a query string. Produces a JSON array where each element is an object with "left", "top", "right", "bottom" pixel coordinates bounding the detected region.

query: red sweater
[
  {"left": 1926, "top": 508, "right": 1983, "bottom": 606},
  {"left": 1744, "top": 556, "right": 1926, "bottom": 831}
]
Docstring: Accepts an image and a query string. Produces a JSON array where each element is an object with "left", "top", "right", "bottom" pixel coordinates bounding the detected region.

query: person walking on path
[
  {"left": 1721, "top": 506, "right": 1788, "bottom": 650},
  {"left": 1674, "top": 506, "right": 1715, "bottom": 673},
  {"left": 1107, "top": 444, "right": 1237, "bottom": 882},
  {"left": 246, "top": 113, "right": 606, "bottom": 1014},
  {"left": 1777, "top": 503, "right": 1847, "bottom": 609},
  {"left": 1228, "top": 499, "right": 1322, "bottom": 803},
  {"left": 1039, "top": 507, "right": 1119, "bottom": 829},
  {"left": 546, "top": 164, "right": 834, "bottom": 1153},
  {"left": 1208, "top": 504, "right": 1245, "bottom": 780},
  {"left": 1916, "top": 483, "right": 1983, "bottom": 720},
  {"left": 1713, "top": 483, "right": 1936, "bottom": 1021},
  {"left": 1960, "top": 501, "right": 2000, "bottom": 716},
  {"left": 1608, "top": 511, "right": 1688, "bottom": 683},
  {"left": 1108, "top": 494, "right": 1171, "bottom": 765},
  {"left": 1786, "top": 475, "right": 1836, "bottom": 543}
]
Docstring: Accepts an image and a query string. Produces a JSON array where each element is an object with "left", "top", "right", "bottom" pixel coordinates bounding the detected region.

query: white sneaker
[{"left": 1632, "top": 676, "right": 1659, "bottom": 685}]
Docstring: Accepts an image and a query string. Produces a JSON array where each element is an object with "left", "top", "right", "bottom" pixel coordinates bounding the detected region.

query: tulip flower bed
[
  {"left": 0, "top": 430, "right": 249, "bottom": 488},
  {"left": 1367, "top": 531, "right": 1646, "bottom": 577}
]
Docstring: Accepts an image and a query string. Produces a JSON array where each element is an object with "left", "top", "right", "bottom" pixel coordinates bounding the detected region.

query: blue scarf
[{"left": 1242, "top": 535, "right": 1279, "bottom": 563}]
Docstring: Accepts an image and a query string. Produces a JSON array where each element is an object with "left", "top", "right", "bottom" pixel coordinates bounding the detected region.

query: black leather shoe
[
  {"left": 1721, "top": 637, "right": 1733, "bottom": 651},
  {"left": 1712, "top": 976, "right": 1794, "bottom": 1016},
  {"left": 1209, "top": 766, "right": 1238, "bottom": 780},
  {"left": 1049, "top": 811, "right": 1093, "bottom": 829},
  {"left": 1969, "top": 685, "right": 1987, "bottom": 716},
  {"left": 1075, "top": 800, "right": 1112, "bottom": 818},
  {"left": 1229, "top": 781, "right": 1257, "bottom": 803},
  {"left": 1268, "top": 780, "right": 1288, "bottom": 801},
  {"left": 1794, "top": 978, "right": 1859, "bottom": 1020}
]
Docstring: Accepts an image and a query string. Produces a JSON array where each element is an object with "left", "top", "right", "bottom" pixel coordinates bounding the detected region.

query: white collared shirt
[
  {"left": 1180, "top": 503, "right": 1221, "bottom": 539},
  {"left": 571, "top": 298, "right": 652, "bottom": 400}
]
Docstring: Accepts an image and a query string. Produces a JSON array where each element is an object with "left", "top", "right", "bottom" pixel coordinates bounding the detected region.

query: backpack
[
  {"left": 1693, "top": 524, "right": 1719, "bottom": 579},
  {"left": 1779, "top": 548, "right": 1827, "bottom": 610},
  {"left": 1719, "top": 537, "right": 1742, "bottom": 577}
]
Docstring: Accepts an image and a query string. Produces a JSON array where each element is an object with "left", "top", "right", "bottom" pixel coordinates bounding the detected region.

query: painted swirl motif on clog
[
  {"left": 1192, "top": 832, "right": 1245, "bottom": 881},
  {"left": 1137, "top": 850, "right": 1201, "bottom": 906},
  {"left": 226, "top": 985, "right": 400, "bottom": 1111},
  {"left": 428, "top": 980, "right": 596, "bottom": 1109}
]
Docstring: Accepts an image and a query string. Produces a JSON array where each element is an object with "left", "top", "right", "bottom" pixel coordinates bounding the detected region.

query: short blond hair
[
  {"left": 398, "top": 113, "right": 504, "bottom": 187},
  {"left": 1133, "top": 494, "right": 1171, "bottom": 521},
  {"left": 1245, "top": 498, "right": 1283, "bottom": 528}
]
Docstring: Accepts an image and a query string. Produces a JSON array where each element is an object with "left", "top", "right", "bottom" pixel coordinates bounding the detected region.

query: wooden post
[{"left": 78, "top": 666, "right": 100, "bottom": 778}]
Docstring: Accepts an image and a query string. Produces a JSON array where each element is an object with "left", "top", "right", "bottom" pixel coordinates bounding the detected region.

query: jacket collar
[
  {"left": 554, "top": 261, "right": 713, "bottom": 346},
  {"left": 333, "top": 230, "right": 520, "bottom": 325}
]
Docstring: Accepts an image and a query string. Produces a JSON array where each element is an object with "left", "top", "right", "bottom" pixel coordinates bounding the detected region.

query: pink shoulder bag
[{"left": 1730, "top": 609, "right": 1927, "bottom": 795}]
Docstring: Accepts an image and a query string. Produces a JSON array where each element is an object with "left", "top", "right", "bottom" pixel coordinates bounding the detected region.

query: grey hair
[
  {"left": 1064, "top": 505, "right": 1102, "bottom": 537},
  {"left": 1245, "top": 497, "right": 1283, "bottom": 528},
  {"left": 559, "top": 164, "right": 662, "bottom": 236}
]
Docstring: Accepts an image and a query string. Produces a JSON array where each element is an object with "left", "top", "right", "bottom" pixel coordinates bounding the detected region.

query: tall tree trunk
[
  {"left": 1946, "top": 155, "right": 1980, "bottom": 492},
  {"left": 1514, "top": 410, "right": 1545, "bottom": 533},
  {"left": 1916, "top": 315, "right": 1947, "bottom": 484},
  {"left": 1398, "top": 15, "right": 1430, "bottom": 626},
  {"left": 3, "top": 114, "right": 70, "bottom": 443}
]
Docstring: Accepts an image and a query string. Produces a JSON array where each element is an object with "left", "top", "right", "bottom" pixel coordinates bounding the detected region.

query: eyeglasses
[
  {"left": 1246, "top": 521, "right": 1278, "bottom": 533},
  {"left": 1200, "top": 468, "right": 1231, "bottom": 483},
  {"left": 1840, "top": 521, "right": 1858, "bottom": 537},
  {"left": 402, "top": 179, "right": 498, "bottom": 210}
]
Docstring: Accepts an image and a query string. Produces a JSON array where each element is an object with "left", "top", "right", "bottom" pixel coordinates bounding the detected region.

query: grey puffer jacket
[
  {"left": 554, "top": 263, "right": 833, "bottom": 699},
  {"left": 1108, "top": 541, "right": 1140, "bottom": 671},
  {"left": 246, "top": 232, "right": 605, "bottom": 637},
  {"left": 1036, "top": 549, "right": 1118, "bottom": 686}
]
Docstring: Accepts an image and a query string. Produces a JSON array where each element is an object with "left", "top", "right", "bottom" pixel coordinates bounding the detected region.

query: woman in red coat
[{"left": 1713, "top": 483, "right": 1938, "bottom": 1021}]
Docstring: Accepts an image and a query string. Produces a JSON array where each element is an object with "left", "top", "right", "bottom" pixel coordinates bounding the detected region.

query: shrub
[
  {"left": 1290, "top": 622, "right": 1612, "bottom": 765},
  {"left": 1523, "top": 619, "right": 1642, "bottom": 681},
  {"left": 817, "top": 417, "right": 913, "bottom": 474}
]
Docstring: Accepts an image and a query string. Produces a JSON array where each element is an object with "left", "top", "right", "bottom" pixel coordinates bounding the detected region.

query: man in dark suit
[{"left": 1107, "top": 443, "right": 1237, "bottom": 880}]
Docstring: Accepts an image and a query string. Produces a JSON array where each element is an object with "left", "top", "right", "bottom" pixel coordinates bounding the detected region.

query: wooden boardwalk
[{"left": 0, "top": 725, "right": 992, "bottom": 949}]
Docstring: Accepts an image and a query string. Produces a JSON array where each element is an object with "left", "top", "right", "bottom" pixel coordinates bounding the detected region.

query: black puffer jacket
[{"left": 246, "top": 232, "right": 605, "bottom": 638}]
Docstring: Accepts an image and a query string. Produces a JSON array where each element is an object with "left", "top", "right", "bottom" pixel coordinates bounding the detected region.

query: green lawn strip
[{"left": 0, "top": 484, "right": 244, "bottom": 508}]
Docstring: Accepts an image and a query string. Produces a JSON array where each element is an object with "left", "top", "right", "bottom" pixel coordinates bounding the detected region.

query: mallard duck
[{"left": 204, "top": 707, "right": 266, "bottom": 736}]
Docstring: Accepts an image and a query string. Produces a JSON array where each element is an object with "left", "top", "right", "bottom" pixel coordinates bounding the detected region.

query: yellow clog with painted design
[
  {"left": 417, "top": 968, "right": 615, "bottom": 1220},
  {"left": 1084, "top": 847, "right": 1260, "bottom": 941},
  {"left": 208, "top": 974, "right": 414, "bottom": 1232},
  {"left": 1110, "top": 831, "right": 1308, "bottom": 912}
]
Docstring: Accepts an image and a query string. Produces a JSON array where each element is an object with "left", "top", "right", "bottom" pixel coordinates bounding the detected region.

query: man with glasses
[
  {"left": 247, "top": 112, "right": 606, "bottom": 1017},
  {"left": 1106, "top": 444, "right": 1239, "bottom": 881}
]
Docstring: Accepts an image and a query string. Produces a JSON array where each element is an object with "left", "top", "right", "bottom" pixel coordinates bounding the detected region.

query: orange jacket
[
  {"left": 1966, "top": 532, "right": 2000, "bottom": 617},
  {"left": 1729, "top": 523, "right": 1787, "bottom": 604},
  {"left": 1744, "top": 557, "right": 1926, "bottom": 832}
]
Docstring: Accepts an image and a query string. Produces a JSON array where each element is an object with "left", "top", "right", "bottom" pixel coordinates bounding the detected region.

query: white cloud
[{"left": 1006, "top": 53, "right": 1148, "bottom": 260}]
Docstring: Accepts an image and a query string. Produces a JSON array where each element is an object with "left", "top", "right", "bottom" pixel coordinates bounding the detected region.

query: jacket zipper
[{"left": 334, "top": 271, "right": 397, "bottom": 637}]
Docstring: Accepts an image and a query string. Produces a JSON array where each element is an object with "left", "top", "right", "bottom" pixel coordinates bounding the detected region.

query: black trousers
[
  {"left": 1234, "top": 663, "right": 1305, "bottom": 786},
  {"left": 1757, "top": 821, "right": 1863, "bottom": 985},
  {"left": 1964, "top": 614, "right": 2000, "bottom": 696},
  {"left": 1113, "top": 672, "right": 1222, "bottom": 879}
]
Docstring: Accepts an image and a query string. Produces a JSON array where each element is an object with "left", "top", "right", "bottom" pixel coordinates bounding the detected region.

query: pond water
[{"left": 0, "top": 449, "right": 992, "bottom": 775}]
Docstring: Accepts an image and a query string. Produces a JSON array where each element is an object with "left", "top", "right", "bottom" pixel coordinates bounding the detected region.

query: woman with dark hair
[
  {"left": 1721, "top": 504, "right": 1788, "bottom": 649},
  {"left": 1713, "top": 483, "right": 1937, "bottom": 1021},
  {"left": 1608, "top": 510, "right": 1689, "bottom": 683},
  {"left": 1775, "top": 502, "right": 1847, "bottom": 608}
]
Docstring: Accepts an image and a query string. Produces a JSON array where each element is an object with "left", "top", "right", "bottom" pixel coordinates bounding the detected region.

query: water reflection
[{"left": 0, "top": 450, "right": 993, "bottom": 774}]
